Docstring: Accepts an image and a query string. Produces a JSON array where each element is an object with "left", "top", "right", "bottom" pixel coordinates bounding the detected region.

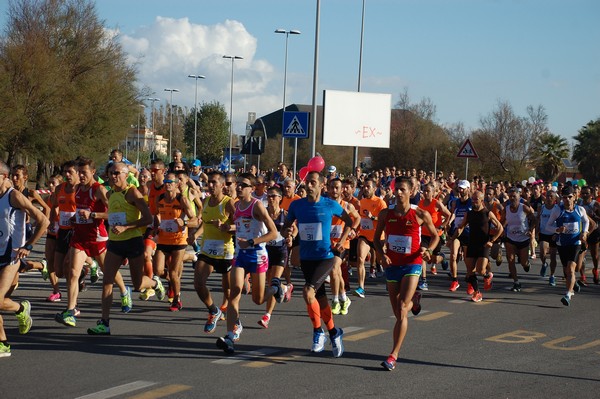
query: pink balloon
[
  {"left": 298, "top": 166, "right": 309, "bottom": 182},
  {"left": 307, "top": 156, "right": 325, "bottom": 172}
]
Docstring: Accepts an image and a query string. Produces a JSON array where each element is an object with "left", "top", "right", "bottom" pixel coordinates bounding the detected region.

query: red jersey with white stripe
[
  {"left": 72, "top": 182, "right": 108, "bottom": 243},
  {"left": 384, "top": 205, "right": 422, "bottom": 265}
]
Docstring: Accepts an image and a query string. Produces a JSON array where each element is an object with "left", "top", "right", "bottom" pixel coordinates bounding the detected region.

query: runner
[
  {"left": 578, "top": 186, "right": 600, "bottom": 285},
  {"left": 453, "top": 190, "right": 503, "bottom": 302},
  {"left": 87, "top": 162, "right": 167, "bottom": 335},
  {"left": 484, "top": 186, "right": 505, "bottom": 267},
  {"left": 447, "top": 180, "right": 472, "bottom": 292},
  {"left": 194, "top": 171, "right": 236, "bottom": 334},
  {"left": 538, "top": 190, "right": 559, "bottom": 285},
  {"left": 0, "top": 160, "right": 49, "bottom": 357},
  {"left": 546, "top": 186, "right": 590, "bottom": 306},
  {"left": 216, "top": 173, "right": 281, "bottom": 354},
  {"left": 502, "top": 188, "right": 537, "bottom": 292},
  {"left": 373, "top": 176, "right": 439, "bottom": 371},
  {"left": 282, "top": 171, "right": 354, "bottom": 357}
]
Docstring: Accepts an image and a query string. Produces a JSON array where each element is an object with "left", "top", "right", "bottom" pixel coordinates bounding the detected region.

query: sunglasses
[
  {"left": 110, "top": 171, "right": 125, "bottom": 176},
  {"left": 164, "top": 179, "right": 179, "bottom": 184},
  {"left": 562, "top": 195, "right": 574, "bottom": 199},
  {"left": 225, "top": 181, "right": 235, "bottom": 186},
  {"left": 268, "top": 194, "right": 281, "bottom": 198},
  {"left": 237, "top": 182, "right": 252, "bottom": 189}
]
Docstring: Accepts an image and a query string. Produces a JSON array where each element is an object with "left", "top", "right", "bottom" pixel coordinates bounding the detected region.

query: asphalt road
[{"left": 2, "top": 238, "right": 600, "bottom": 399}]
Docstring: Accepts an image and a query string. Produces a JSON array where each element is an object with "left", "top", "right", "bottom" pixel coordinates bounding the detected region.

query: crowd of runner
[{"left": 1, "top": 149, "right": 598, "bottom": 371}]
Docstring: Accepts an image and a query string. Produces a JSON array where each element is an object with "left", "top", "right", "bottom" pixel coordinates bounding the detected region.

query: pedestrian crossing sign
[
  {"left": 457, "top": 138, "right": 478, "bottom": 158},
  {"left": 282, "top": 111, "right": 309, "bottom": 138}
]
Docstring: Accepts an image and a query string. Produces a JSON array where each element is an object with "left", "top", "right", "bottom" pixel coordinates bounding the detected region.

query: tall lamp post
[
  {"left": 188, "top": 74, "right": 206, "bottom": 161},
  {"left": 223, "top": 55, "right": 243, "bottom": 171},
  {"left": 146, "top": 97, "right": 160, "bottom": 157},
  {"left": 164, "top": 88, "right": 179, "bottom": 162},
  {"left": 275, "top": 29, "right": 301, "bottom": 165},
  {"left": 136, "top": 104, "right": 145, "bottom": 165}
]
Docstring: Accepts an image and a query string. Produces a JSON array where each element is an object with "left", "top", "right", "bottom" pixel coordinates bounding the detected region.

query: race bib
[
  {"left": 388, "top": 234, "right": 412, "bottom": 254},
  {"left": 159, "top": 219, "right": 179, "bottom": 233},
  {"left": 299, "top": 222, "right": 323, "bottom": 241},
  {"left": 360, "top": 217, "right": 374, "bottom": 230},
  {"left": 59, "top": 211, "right": 75, "bottom": 227},
  {"left": 562, "top": 222, "right": 580, "bottom": 235},
  {"left": 235, "top": 217, "right": 253, "bottom": 239},
  {"left": 330, "top": 224, "right": 343, "bottom": 239},
  {"left": 75, "top": 208, "right": 93, "bottom": 224},
  {"left": 267, "top": 232, "right": 285, "bottom": 247},
  {"left": 108, "top": 212, "right": 127, "bottom": 227},
  {"left": 202, "top": 239, "right": 225, "bottom": 257}
]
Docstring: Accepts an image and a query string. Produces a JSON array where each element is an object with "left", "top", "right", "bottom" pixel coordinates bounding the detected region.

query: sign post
[
  {"left": 456, "top": 138, "right": 479, "bottom": 179},
  {"left": 282, "top": 111, "right": 310, "bottom": 177}
]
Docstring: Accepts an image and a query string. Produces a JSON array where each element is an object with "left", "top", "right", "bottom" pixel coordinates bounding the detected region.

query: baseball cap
[
  {"left": 192, "top": 159, "right": 201, "bottom": 167},
  {"left": 457, "top": 180, "right": 470, "bottom": 189},
  {"left": 561, "top": 186, "right": 574, "bottom": 196},
  {"left": 328, "top": 165, "right": 336, "bottom": 173}
]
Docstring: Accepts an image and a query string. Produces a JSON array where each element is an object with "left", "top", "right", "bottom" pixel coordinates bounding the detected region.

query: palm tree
[{"left": 532, "top": 132, "right": 569, "bottom": 182}]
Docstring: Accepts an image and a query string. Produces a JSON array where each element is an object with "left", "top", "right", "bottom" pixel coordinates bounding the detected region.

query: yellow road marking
[
  {"left": 475, "top": 298, "right": 501, "bottom": 305},
  {"left": 128, "top": 384, "right": 192, "bottom": 399},
  {"left": 414, "top": 311, "right": 452, "bottom": 321},
  {"left": 344, "top": 329, "right": 387, "bottom": 342}
]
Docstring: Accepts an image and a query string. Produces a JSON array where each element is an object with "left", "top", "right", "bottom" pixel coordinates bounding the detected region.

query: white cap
[
  {"left": 328, "top": 165, "right": 337, "bottom": 173},
  {"left": 457, "top": 180, "right": 470, "bottom": 189}
]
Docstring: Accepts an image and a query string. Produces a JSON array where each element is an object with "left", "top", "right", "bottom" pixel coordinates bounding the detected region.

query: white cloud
[{"left": 118, "top": 17, "right": 281, "bottom": 135}]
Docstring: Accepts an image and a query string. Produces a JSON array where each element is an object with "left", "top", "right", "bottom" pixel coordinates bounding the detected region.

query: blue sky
[{"left": 1, "top": 0, "right": 598, "bottom": 142}]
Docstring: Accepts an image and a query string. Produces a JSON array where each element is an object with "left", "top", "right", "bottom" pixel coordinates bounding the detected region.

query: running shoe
[
  {"left": 283, "top": 283, "right": 294, "bottom": 303},
  {"left": 430, "top": 265, "right": 437, "bottom": 275},
  {"left": 340, "top": 297, "right": 351, "bottom": 315},
  {"left": 258, "top": 314, "right": 270, "bottom": 328},
  {"left": 549, "top": 275, "right": 556, "bottom": 287},
  {"left": 331, "top": 300, "right": 341, "bottom": 315},
  {"left": 89, "top": 259, "right": 99, "bottom": 284},
  {"left": 139, "top": 288, "right": 155, "bottom": 301},
  {"left": 55, "top": 309, "right": 76, "bottom": 327},
  {"left": 353, "top": 287, "right": 365, "bottom": 298},
  {"left": 449, "top": 281, "right": 460, "bottom": 292},
  {"left": 121, "top": 286, "right": 132, "bottom": 313},
  {"left": 16, "top": 300, "right": 32, "bottom": 334},
  {"left": 169, "top": 299, "right": 182, "bottom": 312},
  {"left": 369, "top": 271, "right": 377, "bottom": 279},
  {"left": 511, "top": 282, "right": 522, "bottom": 292},
  {"left": 330, "top": 328, "right": 344, "bottom": 358},
  {"left": 167, "top": 284, "right": 174, "bottom": 304},
  {"left": 578, "top": 277, "right": 588, "bottom": 287},
  {"left": 411, "top": 291, "right": 422, "bottom": 316},
  {"left": 483, "top": 272, "right": 494, "bottom": 291},
  {"left": 593, "top": 268, "right": 599, "bottom": 284},
  {"left": 204, "top": 308, "right": 222, "bottom": 333},
  {"left": 216, "top": 336, "right": 235, "bottom": 354},
  {"left": 471, "top": 291, "right": 483, "bottom": 302},
  {"left": 417, "top": 281, "right": 429, "bottom": 291},
  {"left": 219, "top": 305, "right": 227, "bottom": 321},
  {"left": 573, "top": 281, "right": 581, "bottom": 293},
  {"left": 232, "top": 322, "right": 243, "bottom": 342},
  {"left": 381, "top": 355, "right": 397, "bottom": 371},
  {"left": 0, "top": 342, "right": 10, "bottom": 357},
  {"left": 540, "top": 262, "right": 548, "bottom": 277},
  {"left": 152, "top": 276, "right": 166, "bottom": 301},
  {"left": 466, "top": 283, "right": 474, "bottom": 295},
  {"left": 41, "top": 258, "right": 49, "bottom": 281},
  {"left": 560, "top": 294, "right": 571, "bottom": 306},
  {"left": 47, "top": 291, "right": 61, "bottom": 302},
  {"left": 87, "top": 320, "right": 110, "bottom": 335},
  {"left": 523, "top": 262, "right": 531, "bottom": 273},
  {"left": 272, "top": 277, "right": 285, "bottom": 303},
  {"left": 311, "top": 329, "right": 327, "bottom": 353},
  {"left": 441, "top": 260, "right": 449, "bottom": 270},
  {"left": 78, "top": 270, "right": 87, "bottom": 292},
  {"left": 496, "top": 252, "right": 503, "bottom": 266}
]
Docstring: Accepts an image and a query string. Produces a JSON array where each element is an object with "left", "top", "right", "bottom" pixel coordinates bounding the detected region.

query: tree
[
  {"left": 183, "top": 101, "right": 229, "bottom": 165},
  {"left": 531, "top": 132, "right": 569, "bottom": 182},
  {"left": 573, "top": 119, "right": 600, "bottom": 184},
  {"left": 0, "top": 0, "right": 139, "bottom": 174},
  {"left": 472, "top": 101, "right": 547, "bottom": 181}
]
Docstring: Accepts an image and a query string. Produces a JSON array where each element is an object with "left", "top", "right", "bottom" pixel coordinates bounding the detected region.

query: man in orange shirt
[{"left": 355, "top": 178, "right": 387, "bottom": 297}]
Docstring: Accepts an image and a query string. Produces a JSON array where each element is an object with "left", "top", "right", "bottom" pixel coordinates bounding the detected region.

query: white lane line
[
  {"left": 75, "top": 381, "right": 157, "bottom": 399},
  {"left": 213, "top": 348, "right": 280, "bottom": 365}
]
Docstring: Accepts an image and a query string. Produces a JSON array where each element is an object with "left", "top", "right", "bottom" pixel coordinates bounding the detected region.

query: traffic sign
[
  {"left": 282, "top": 111, "right": 309, "bottom": 138},
  {"left": 457, "top": 138, "right": 478, "bottom": 158}
]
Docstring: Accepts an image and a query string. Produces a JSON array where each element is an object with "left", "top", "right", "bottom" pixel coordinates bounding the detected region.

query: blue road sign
[{"left": 282, "top": 111, "right": 309, "bottom": 139}]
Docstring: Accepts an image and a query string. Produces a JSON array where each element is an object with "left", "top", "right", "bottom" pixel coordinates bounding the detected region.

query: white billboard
[{"left": 322, "top": 90, "right": 391, "bottom": 148}]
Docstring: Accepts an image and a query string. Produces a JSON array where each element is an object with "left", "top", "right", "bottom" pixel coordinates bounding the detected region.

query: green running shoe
[
  {"left": 153, "top": 276, "right": 166, "bottom": 301},
  {"left": 331, "top": 300, "right": 341, "bottom": 315},
  {"left": 121, "top": 286, "right": 133, "bottom": 313},
  {"left": 41, "top": 259, "right": 49, "bottom": 281},
  {"left": 0, "top": 342, "right": 10, "bottom": 357},
  {"left": 55, "top": 309, "right": 76, "bottom": 327},
  {"left": 87, "top": 320, "right": 110, "bottom": 335},
  {"left": 16, "top": 300, "right": 32, "bottom": 334}
]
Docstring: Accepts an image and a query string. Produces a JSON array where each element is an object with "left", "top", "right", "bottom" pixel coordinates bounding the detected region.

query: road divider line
[
  {"left": 128, "top": 384, "right": 192, "bottom": 399},
  {"left": 75, "top": 381, "right": 156, "bottom": 399},
  {"left": 344, "top": 329, "right": 387, "bottom": 342},
  {"left": 414, "top": 311, "right": 452, "bottom": 321}
]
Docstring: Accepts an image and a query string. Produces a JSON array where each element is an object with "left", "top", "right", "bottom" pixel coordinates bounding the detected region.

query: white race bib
[
  {"left": 59, "top": 211, "right": 75, "bottom": 227},
  {"left": 562, "top": 222, "right": 580, "bottom": 235},
  {"left": 202, "top": 239, "right": 225, "bottom": 256},
  {"left": 75, "top": 208, "right": 93, "bottom": 224},
  {"left": 360, "top": 217, "right": 374, "bottom": 230},
  {"left": 330, "top": 224, "right": 343, "bottom": 239},
  {"left": 159, "top": 219, "right": 179, "bottom": 233},
  {"left": 108, "top": 212, "right": 127, "bottom": 227},
  {"left": 267, "top": 232, "right": 285, "bottom": 247},
  {"left": 299, "top": 222, "right": 323, "bottom": 241},
  {"left": 388, "top": 234, "right": 412, "bottom": 254}
]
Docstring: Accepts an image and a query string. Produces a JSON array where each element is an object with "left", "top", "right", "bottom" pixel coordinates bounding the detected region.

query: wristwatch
[
  {"left": 23, "top": 244, "right": 33, "bottom": 251},
  {"left": 247, "top": 238, "right": 255, "bottom": 247}
]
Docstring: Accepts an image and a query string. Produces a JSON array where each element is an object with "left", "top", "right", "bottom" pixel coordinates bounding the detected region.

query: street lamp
[
  {"left": 275, "top": 28, "right": 301, "bottom": 165},
  {"left": 223, "top": 55, "right": 243, "bottom": 171},
  {"left": 146, "top": 97, "right": 160, "bottom": 156},
  {"left": 136, "top": 104, "right": 145, "bottom": 165},
  {"left": 188, "top": 74, "right": 206, "bottom": 161},
  {"left": 164, "top": 88, "right": 179, "bottom": 162}
]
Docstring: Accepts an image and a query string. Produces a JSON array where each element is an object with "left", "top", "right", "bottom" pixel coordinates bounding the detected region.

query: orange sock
[
  {"left": 320, "top": 303, "right": 335, "bottom": 331},
  {"left": 306, "top": 300, "right": 322, "bottom": 329}
]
